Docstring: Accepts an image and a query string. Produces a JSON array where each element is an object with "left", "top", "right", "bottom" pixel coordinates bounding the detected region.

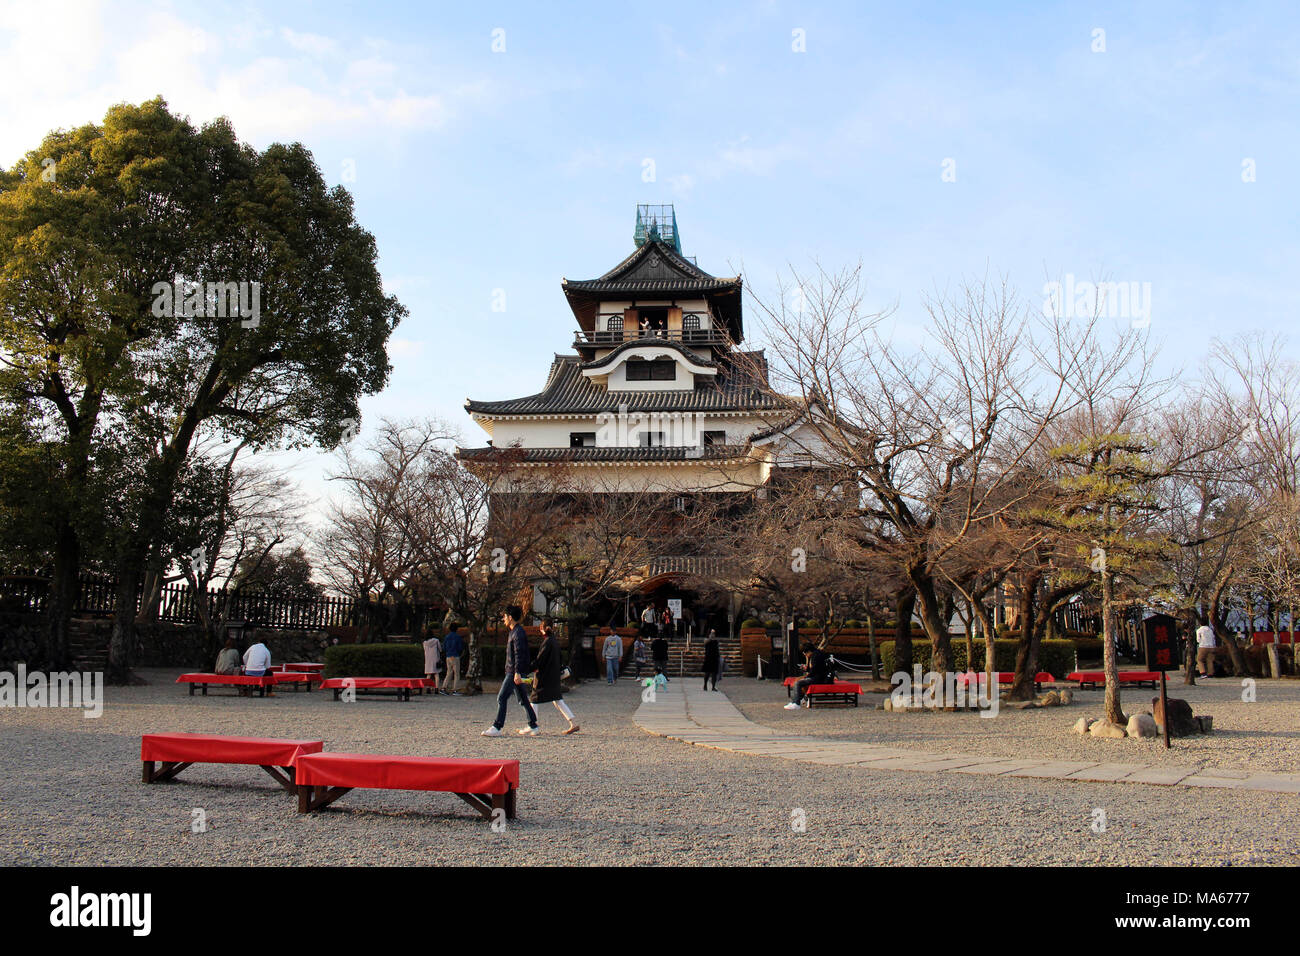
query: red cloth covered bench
[
  {"left": 803, "top": 682, "right": 864, "bottom": 707},
  {"left": 1067, "top": 670, "right": 1160, "bottom": 689},
  {"left": 292, "top": 753, "right": 520, "bottom": 820},
  {"left": 283, "top": 662, "right": 325, "bottom": 672},
  {"left": 270, "top": 671, "right": 323, "bottom": 692},
  {"left": 320, "top": 677, "right": 434, "bottom": 701},
  {"left": 141, "top": 733, "right": 324, "bottom": 791},
  {"left": 176, "top": 673, "right": 276, "bottom": 696}
]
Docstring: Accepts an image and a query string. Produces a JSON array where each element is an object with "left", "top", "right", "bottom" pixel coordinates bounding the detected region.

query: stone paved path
[{"left": 633, "top": 680, "right": 1300, "bottom": 794}]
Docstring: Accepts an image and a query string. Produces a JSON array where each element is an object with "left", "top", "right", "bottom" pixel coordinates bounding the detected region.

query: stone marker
[{"left": 1151, "top": 696, "right": 1199, "bottom": 737}]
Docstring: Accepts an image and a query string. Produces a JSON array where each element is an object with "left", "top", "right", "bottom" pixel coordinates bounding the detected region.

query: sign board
[
  {"left": 1142, "top": 614, "right": 1180, "bottom": 672},
  {"left": 581, "top": 634, "right": 593, "bottom": 650},
  {"left": 667, "top": 599, "right": 682, "bottom": 621}
]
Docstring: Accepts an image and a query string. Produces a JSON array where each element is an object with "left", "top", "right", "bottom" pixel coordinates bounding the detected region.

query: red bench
[
  {"left": 141, "top": 733, "right": 323, "bottom": 791},
  {"left": 802, "top": 682, "right": 864, "bottom": 707},
  {"left": 1067, "top": 670, "right": 1160, "bottom": 689},
  {"left": 177, "top": 673, "right": 276, "bottom": 696},
  {"left": 270, "top": 672, "right": 322, "bottom": 692},
  {"left": 292, "top": 753, "right": 519, "bottom": 821},
  {"left": 283, "top": 662, "right": 326, "bottom": 672},
  {"left": 320, "top": 677, "right": 434, "bottom": 701},
  {"left": 956, "top": 671, "right": 1056, "bottom": 692}
]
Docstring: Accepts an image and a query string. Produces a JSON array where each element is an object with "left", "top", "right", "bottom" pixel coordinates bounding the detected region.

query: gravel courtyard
[{"left": 1, "top": 668, "right": 1296, "bottom": 866}]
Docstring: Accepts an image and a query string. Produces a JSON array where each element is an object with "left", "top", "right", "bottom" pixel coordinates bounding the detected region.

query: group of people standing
[
  {"left": 603, "top": 625, "right": 724, "bottom": 691},
  {"left": 421, "top": 622, "right": 465, "bottom": 695}
]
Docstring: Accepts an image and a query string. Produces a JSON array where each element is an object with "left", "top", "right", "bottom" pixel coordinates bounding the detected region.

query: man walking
[
  {"left": 442, "top": 622, "right": 464, "bottom": 695},
  {"left": 483, "top": 606, "right": 539, "bottom": 737},
  {"left": 1196, "top": 621, "right": 1217, "bottom": 678},
  {"left": 641, "top": 604, "right": 658, "bottom": 640},
  {"left": 602, "top": 631, "right": 624, "bottom": 684}
]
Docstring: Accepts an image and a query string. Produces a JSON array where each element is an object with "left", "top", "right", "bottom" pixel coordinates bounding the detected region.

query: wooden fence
[{"left": 0, "top": 572, "right": 435, "bottom": 633}]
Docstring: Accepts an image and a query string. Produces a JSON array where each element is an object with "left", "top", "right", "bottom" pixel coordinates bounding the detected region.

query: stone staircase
[
  {"left": 636, "top": 633, "right": 742, "bottom": 677},
  {"left": 67, "top": 618, "right": 108, "bottom": 672}
]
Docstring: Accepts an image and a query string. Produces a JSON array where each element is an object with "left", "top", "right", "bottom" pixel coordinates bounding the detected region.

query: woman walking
[
  {"left": 529, "top": 620, "right": 580, "bottom": 735},
  {"left": 703, "top": 629, "right": 720, "bottom": 691}
]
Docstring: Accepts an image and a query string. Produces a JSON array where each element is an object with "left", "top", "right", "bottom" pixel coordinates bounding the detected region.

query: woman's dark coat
[
  {"left": 530, "top": 635, "right": 564, "bottom": 703},
  {"left": 703, "top": 638, "right": 720, "bottom": 674}
]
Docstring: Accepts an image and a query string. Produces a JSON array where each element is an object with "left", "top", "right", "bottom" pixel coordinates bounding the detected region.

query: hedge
[
  {"left": 879, "top": 639, "right": 1076, "bottom": 679},
  {"left": 324, "top": 643, "right": 424, "bottom": 678}
]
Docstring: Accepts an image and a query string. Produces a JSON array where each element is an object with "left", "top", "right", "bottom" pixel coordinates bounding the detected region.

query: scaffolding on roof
[{"left": 634, "top": 204, "right": 682, "bottom": 254}]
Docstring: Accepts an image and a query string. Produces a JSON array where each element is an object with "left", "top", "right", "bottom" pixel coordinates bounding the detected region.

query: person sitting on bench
[
  {"left": 785, "top": 645, "right": 830, "bottom": 710},
  {"left": 214, "top": 638, "right": 241, "bottom": 676},
  {"left": 242, "top": 639, "right": 275, "bottom": 697}
]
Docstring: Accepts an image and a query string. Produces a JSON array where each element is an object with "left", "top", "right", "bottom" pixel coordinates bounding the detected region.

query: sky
[{"left": 2, "top": 0, "right": 1298, "bottom": 545}]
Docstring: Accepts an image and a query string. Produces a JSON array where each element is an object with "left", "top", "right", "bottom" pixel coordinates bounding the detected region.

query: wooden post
[{"left": 1159, "top": 670, "right": 1170, "bottom": 750}]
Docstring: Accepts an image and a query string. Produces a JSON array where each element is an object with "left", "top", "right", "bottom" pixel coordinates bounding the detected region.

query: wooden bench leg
[
  {"left": 201, "top": 685, "right": 207, "bottom": 695},
  {"left": 188, "top": 684, "right": 195, "bottom": 696},
  {"left": 260, "top": 765, "right": 297, "bottom": 793},
  {"left": 455, "top": 792, "right": 495, "bottom": 820},
  {"left": 144, "top": 760, "right": 193, "bottom": 783},
  {"left": 505, "top": 786, "right": 517, "bottom": 820},
  {"left": 297, "top": 784, "right": 352, "bottom": 812}
]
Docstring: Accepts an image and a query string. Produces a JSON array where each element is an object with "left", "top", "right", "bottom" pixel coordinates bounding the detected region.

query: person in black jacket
[
  {"left": 482, "top": 605, "right": 539, "bottom": 737},
  {"left": 702, "top": 630, "right": 721, "bottom": 691},
  {"left": 527, "top": 619, "right": 579, "bottom": 735},
  {"left": 785, "top": 645, "right": 830, "bottom": 709},
  {"left": 651, "top": 634, "right": 669, "bottom": 681}
]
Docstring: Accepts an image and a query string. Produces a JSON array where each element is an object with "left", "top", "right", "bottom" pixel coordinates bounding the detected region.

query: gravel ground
[
  {"left": 1, "top": 668, "right": 1296, "bottom": 866},
  {"left": 727, "top": 675, "right": 1300, "bottom": 774}
]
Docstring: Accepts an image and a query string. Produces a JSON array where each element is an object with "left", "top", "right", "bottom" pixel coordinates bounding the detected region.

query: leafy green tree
[{"left": 0, "top": 98, "right": 404, "bottom": 679}]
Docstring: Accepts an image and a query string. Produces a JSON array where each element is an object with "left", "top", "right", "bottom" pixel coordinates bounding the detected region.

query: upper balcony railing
[{"left": 575, "top": 324, "right": 731, "bottom": 350}]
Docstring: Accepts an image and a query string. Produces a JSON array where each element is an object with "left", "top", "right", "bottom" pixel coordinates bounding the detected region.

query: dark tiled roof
[
  {"left": 466, "top": 352, "right": 783, "bottom": 416},
  {"left": 457, "top": 444, "right": 757, "bottom": 464},
  {"left": 562, "top": 240, "right": 741, "bottom": 296},
  {"left": 578, "top": 340, "right": 718, "bottom": 372}
]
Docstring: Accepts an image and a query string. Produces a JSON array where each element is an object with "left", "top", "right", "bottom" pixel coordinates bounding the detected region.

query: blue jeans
[
  {"left": 494, "top": 675, "right": 537, "bottom": 730},
  {"left": 606, "top": 658, "right": 619, "bottom": 682}
]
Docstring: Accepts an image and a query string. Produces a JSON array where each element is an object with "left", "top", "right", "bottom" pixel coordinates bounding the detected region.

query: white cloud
[{"left": 0, "top": 3, "right": 467, "bottom": 164}]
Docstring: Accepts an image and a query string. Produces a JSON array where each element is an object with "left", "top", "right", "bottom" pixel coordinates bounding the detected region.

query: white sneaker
[
  {"left": 481, "top": 726, "right": 503, "bottom": 737},
  {"left": 517, "top": 726, "right": 540, "bottom": 736},
  {"left": 783, "top": 702, "right": 801, "bottom": 710}
]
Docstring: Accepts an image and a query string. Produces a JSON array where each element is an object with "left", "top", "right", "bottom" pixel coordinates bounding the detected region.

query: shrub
[
  {"left": 1072, "top": 637, "right": 1103, "bottom": 660},
  {"left": 879, "top": 639, "right": 1076, "bottom": 679},
  {"left": 323, "top": 643, "right": 424, "bottom": 678},
  {"left": 741, "top": 618, "right": 764, "bottom": 628}
]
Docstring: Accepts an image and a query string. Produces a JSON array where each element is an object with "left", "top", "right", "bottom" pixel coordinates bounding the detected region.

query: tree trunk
[
  {"left": 45, "top": 521, "right": 79, "bottom": 670},
  {"left": 1101, "top": 567, "right": 1125, "bottom": 724},
  {"left": 107, "top": 566, "right": 140, "bottom": 684},
  {"left": 911, "top": 574, "right": 953, "bottom": 679},
  {"left": 1181, "top": 608, "right": 1199, "bottom": 686},
  {"left": 893, "top": 589, "right": 916, "bottom": 676},
  {"left": 1008, "top": 569, "right": 1042, "bottom": 701}
]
